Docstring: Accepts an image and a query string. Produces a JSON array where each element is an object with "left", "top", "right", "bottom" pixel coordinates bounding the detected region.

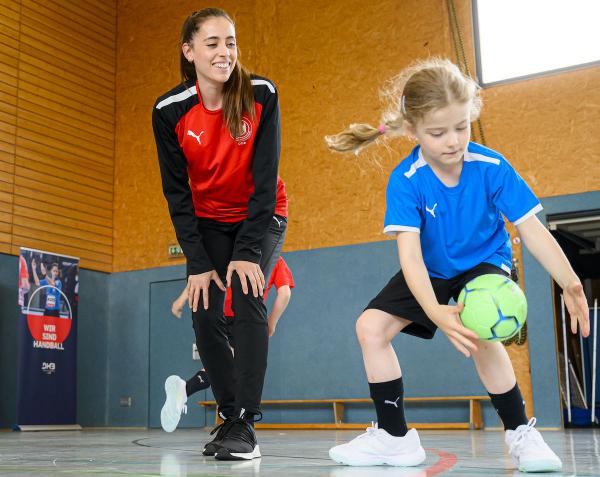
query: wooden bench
[{"left": 198, "top": 396, "right": 490, "bottom": 430}]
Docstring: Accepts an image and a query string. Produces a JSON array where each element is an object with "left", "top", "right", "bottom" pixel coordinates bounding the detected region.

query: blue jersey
[
  {"left": 40, "top": 278, "right": 62, "bottom": 311},
  {"left": 384, "top": 142, "right": 542, "bottom": 279}
]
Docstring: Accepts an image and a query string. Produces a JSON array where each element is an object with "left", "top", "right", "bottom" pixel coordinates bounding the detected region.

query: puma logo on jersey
[
  {"left": 187, "top": 129, "right": 204, "bottom": 145},
  {"left": 425, "top": 203, "right": 438, "bottom": 218},
  {"left": 384, "top": 396, "right": 401, "bottom": 408}
]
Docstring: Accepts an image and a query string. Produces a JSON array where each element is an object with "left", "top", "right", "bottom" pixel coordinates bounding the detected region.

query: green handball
[{"left": 457, "top": 274, "right": 527, "bottom": 342}]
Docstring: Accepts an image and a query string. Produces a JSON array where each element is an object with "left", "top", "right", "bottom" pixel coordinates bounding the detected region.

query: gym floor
[{"left": 1, "top": 427, "right": 599, "bottom": 476}]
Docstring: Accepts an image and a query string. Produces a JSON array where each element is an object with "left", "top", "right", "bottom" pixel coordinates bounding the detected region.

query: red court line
[{"left": 424, "top": 448, "right": 457, "bottom": 476}]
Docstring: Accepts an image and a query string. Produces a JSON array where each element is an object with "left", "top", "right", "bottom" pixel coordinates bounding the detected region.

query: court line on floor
[
  {"left": 423, "top": 448, "right": 457, "bottom": 476},
  {"left": 133, "top": 437, "right": 332, "bottom": 461},
  {"left": 132, "top": 438, "right": 203, "bottom": 454}
]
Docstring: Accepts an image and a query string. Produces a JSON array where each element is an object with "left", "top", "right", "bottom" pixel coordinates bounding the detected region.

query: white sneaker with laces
[
  {"left": 160, "top": 375, "right": 187, "bottom": 433},
  {"left": 329, "top": 424, "right": 426, "bottom": 467},
  {"left": 505, "top": 417, "right": 562, "bottom": 472}
]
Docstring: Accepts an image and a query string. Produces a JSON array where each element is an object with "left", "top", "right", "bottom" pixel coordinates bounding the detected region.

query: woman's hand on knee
[
  {"left": 226, "top": 261, "right": 265, "bottom": 298},
  {"left": 188, "top": 271, "right": 225, "bottom": 312}
]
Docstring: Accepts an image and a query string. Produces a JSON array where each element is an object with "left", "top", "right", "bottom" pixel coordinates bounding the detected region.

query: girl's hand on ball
[
  {"left": 564, "top": 280, "right": 590, "bottom": 337},
  {"left": 430, "top": 303, "right": 479, "bottom": 358}
]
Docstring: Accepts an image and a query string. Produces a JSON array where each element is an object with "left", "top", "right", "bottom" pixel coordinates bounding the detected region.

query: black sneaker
[
  {"left": 202, "top": 415, "right": 235, "bottom": 456},
  {"left": 214, "top": 417, "right": 260, "bottom": 461}
]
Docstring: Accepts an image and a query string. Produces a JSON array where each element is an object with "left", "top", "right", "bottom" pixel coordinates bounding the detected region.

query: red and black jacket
[{"left": 152, "top": 75, "right": 281, "bottom": 275}]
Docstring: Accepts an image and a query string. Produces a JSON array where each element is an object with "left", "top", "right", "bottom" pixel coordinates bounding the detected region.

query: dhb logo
[{"left": 42, "top": 362, "right": 56, "bottom": 374}]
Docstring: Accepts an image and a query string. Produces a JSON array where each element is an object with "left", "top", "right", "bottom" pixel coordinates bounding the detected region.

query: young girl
[
  {"left": 152, "top": 8, "right": 281, "bottom": 461},
  {"left": 325, "top": 58, "right": 589, "bottom": 472}
]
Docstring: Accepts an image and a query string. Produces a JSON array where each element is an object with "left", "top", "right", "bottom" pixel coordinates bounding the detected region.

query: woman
[{"left": 152, "top": 7, "right": 281, "bottom": 461}]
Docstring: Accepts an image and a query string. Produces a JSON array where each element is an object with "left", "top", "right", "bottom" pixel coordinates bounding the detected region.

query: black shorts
[{"left": 365, "top": 263, "right": 509, "bottom": 340}]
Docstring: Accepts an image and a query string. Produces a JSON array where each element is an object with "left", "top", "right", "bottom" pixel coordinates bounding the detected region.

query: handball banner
[{"left": 17, "top": 247, "right": 79, "bottom": 428}]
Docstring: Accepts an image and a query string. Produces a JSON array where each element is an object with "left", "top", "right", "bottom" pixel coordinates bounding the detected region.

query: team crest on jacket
[{"left": 232, "top": 117, "right": 253, "bottom": 144}]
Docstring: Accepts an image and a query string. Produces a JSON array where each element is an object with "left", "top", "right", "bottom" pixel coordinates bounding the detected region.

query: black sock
[
  {"left": 489, "top": 383, "right": 528, "bottom": 430},
  {"left": 369, "top": 377, "right": 408, "bottom": 437},
  {"left": 185, "top": 369, "right": 210, "bottom": 397},
  {"left": 240, "top": 410, "right": 260, "bottom": 428}
]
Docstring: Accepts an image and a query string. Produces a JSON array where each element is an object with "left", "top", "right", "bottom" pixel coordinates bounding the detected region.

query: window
[{"left": 473, "top": 0, "right": 600, "bottom": 86}]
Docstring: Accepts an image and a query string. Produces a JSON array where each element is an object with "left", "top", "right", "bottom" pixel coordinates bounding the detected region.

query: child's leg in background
[{"left": 185, "top": 369, "right": 211, "bottom": 397}]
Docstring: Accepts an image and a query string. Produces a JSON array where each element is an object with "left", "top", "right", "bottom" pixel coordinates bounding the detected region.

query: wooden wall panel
[
  {"left": 1, "top": 0, "right": 116, "bottom": 271},
  {"left": 0, "top": 0, "right": 18, "bottom": 255}
]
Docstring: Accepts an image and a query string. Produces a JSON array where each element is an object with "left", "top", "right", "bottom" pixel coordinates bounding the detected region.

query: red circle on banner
[{"left": 26, "top": 312, "right": 72, "bottom": 343}]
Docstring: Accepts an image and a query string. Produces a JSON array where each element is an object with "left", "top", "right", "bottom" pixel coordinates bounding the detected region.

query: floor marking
[
  {"left": 424, "top": 448, "right": 457, "bottom": 476},
  {"left": 133, "top": 437, "right": 332, "bottom": 461}
]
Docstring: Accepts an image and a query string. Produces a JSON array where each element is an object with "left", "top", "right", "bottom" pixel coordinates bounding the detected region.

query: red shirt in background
[
  {"left": 224, "top": 256, "right": 294, "bottom": 317},
  {"left": 274, "top": 177, "right": 288, "bottom": 218}
]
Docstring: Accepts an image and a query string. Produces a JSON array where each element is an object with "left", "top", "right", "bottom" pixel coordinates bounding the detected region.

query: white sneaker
[
  {"left": 329, "top": 424, "right": 426, "bottom": 467},
  {"left": 505, "top": 417, "right": 562, "bottom": 472},
  {"left": 160, "top": 375, "right": 187, "bottom": 432}
]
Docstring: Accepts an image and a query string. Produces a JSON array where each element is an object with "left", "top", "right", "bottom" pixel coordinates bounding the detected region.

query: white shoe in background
[{"left": 160, "top": 375, "right": 187, "bottom": 433}]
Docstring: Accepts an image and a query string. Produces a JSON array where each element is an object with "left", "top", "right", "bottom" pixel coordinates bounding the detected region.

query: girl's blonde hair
[{"left": 325, "top": 58, "right": 482, "bottom": 153}]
